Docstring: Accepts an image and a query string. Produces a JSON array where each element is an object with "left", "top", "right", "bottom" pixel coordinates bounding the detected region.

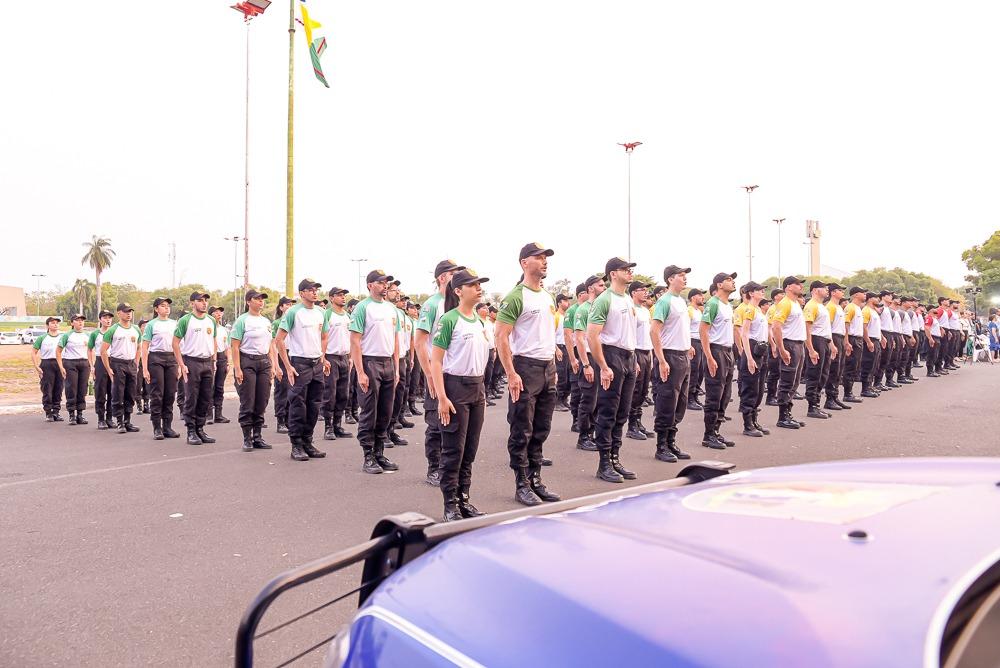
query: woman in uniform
[
  {"left": 56, "top": 314, "right": 91, "bottom": 425},
  {"left": 430, "top": 269, "right": 491, "bottom": 521},
  {"left": 272, "top": 297, "right": 295, "bottom": 433},
  {"left": 135, "top": 319, "right": 150, "bottom": 415},
  {"left": 142, "top": 297, "right": 180, "bottom": 440},
  {"left": 32, "top": 317, "right": 64, "bottom": 422},
  {"left": 231, "top": 290, "right": 275, "bottom": 451}
]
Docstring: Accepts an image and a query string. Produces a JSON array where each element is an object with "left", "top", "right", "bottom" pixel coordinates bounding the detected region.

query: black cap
[
  {"left": 327, "top": 287, "right": 349, "bottom": 297},
  {"left": 117, "top": 302, "right": 134, "bottom": 313},
  {"left": 451, "top": 268, "right": 490, "bottom": 288},
  {"left": 782, "top": 276, "right": 803, "bottom": 288},
  {"left": 245, "top": 289, "right": 269, "bottom": 302},
  {"left": 809, "top": 280, "right": 827, "bottom": 291},
  {"left": 770, "top": 288, "right": 784, "bottom": 299},
  {"left": 434, "top": 259, "right": 465, "bottom": 278},
  {"left": 584, "top": 274, "right": 604, "bottom": 289},
  {"left": 365, "top": 270, "right": 393, "bottom": 284},
  {"left": 849, "top": 286, "right": 866, "bottom": 296},
  {"left": 488, "top": 304, "right": 498, "bottom": 313},
  {"left": 99, "top": 310, "right": 114, "bottom": 318},
  {"left": 137, "top": 319, "right": 149, "bottom": 326},
  {"left": 555, "top": 293, "right": 570, "bottom": 302},
  {"left": 866, "top": 291, "right": 879, "bottom": 300},
  {"left": 712, "top": 272, "right": 737, "bottom": 286},
  {"left": 518, "top": 242, "right": 555, "bottom": 260},
  {"left": 827, "top": 282, "right": 846, "bottom": 292},
  {"left": 152, "top": 296, "right": 173, "bottom": 307},
  {"left": 70, "top": 313, "right": 85, "bottom": 321},
  {"left": 687, "top": 288, "right": 704, "bottom": 298},
  {"left": 742, "top": 281, "right": 766, "bottom": 294},
  {"left": 189, "top": 291, "right": 210, "bottom": 301},
  {"left": 277, "top": 296, "right": 297, "bottom": 306},
  {"left": 879, "top": 290, "right": 894, "bottom": 298},
  {"left": 604, "top": 257, "right": 637, "bottom": 278},
  {"left": 628, "top": 280, "right": 650, "bottom": 294},
  {"left": 298, "top": 278, "right": 322, "bottom": 292},
  {"left": 347, "top": 298, "right": 359, "bottom": 308},
  {"left": 209, "top": 306, "right": 225, "bottom": 314},
  {"left": 574, "top": 283, "right": 587, "bottom": 296},
  {"left": 389, "top": 279, "right": 401, "bottom": 287},
  {"left": 45, "top": 316, "right": 61, "bottom": 324},
  {"left": 663, "top": 265, "right": 692, "bottom": 282}
]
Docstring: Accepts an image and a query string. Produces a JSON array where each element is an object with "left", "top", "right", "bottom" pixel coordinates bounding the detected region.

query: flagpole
[
  {"left": 285, "top": 0, "right": 295, "bottom": 296},
  {"left": 243, "top": 20, "right": 251, "bottom": 294}
]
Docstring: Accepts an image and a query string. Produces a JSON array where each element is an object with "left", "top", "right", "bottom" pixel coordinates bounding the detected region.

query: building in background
[{"left": 0, "top": 286, "right": 27, "bottom": 317}]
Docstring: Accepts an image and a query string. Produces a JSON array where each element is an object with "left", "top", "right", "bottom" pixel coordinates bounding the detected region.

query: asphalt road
[{"left": 1, "top": 363, "right": 998, "bottom": 667}]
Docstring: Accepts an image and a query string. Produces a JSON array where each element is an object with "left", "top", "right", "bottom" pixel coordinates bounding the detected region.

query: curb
[{"left": 0, "top": 391, "right": 240, "bottom": 417}]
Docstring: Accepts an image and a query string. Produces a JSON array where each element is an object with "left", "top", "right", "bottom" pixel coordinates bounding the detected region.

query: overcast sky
[{"left": 2, "top": 1, "right": 998, "bottom": 298}]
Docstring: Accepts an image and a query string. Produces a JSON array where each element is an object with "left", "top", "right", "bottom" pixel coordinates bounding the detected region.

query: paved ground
[{"left": 1, "top": 362, "right": 998, "bottom": 667}]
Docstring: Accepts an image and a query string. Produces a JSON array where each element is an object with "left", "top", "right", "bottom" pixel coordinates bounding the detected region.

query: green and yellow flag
[{"left": 299, "top": 2, "right": 329, "bottom": 88}]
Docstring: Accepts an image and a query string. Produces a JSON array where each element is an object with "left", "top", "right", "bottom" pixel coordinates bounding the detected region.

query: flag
[{"left": 299, "top": 2, "right": 329, "bottom": 88}]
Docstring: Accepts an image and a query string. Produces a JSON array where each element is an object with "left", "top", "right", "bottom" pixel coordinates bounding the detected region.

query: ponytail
[{"left": 443, "top": 279, "right": 460, "bottom": 312}]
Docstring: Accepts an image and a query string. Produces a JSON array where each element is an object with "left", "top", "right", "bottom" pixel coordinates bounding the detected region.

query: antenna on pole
[{"left": 169, "top": 243, "right": 177, "bottom": 287}]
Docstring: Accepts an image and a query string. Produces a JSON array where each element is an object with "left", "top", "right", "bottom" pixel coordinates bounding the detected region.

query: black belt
[
  {"left": 603, "top": 345, "right": 634, "bottom": 355},
  {"left": 513, "top": 354, "right": 552, "bottom": 368},
  {"left": 182, "top": 355, "right": 211, "bottom": 361},
  {"left": 361, "top": 355, "right": 391, "bottom": 361},
  {"left": 327, "top": 353, "right": 349, "bottom": 359},
  {"left": 443, "top": 373, "right": 485, "bottom": 385},
  {"left": 241, "top": 353, "right": 268, "bottom": 361},
  {"left": 110, "top": 356, "right": 136, "bottom": 362},
  {"left": 709, "top": 343, "right": 732, "bottom": 350}
]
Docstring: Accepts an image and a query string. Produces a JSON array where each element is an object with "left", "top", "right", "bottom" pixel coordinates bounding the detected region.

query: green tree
[
  {"left": 81, "top": 236, "right": 115, "bottom": 315},
  {"left": 71, "top": 279, "right": 95, "bottom": 318},
  {"left": 546, "top": 278, "right": 572, "bottom": 299},
  {"left": 961, "top": 230, "right": 1000, "bottom": 297}
]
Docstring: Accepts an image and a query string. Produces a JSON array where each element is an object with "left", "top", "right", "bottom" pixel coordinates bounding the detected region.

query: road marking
[{"left": 0, "top": 450, "right": 239, "bottom": 490}]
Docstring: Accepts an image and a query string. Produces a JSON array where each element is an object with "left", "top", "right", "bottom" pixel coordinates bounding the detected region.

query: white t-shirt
[
  {"left": 280, "top": 303, "right": 328, "bottom": 358},
  {"left": 497, "top": 283, "right": 556, "bottom": 361},
  {"left": 174, "top": 314, "right": 216, "bottom": 358},
  {"left": 829, "top": 303, "right": 846, "bottom": 336},
  {"left": 482, "top": 318, "right": 496, "bottom": 350},
  {"left": 772, "top": 298, "right": 806, "bottom": 342},
  {"left": 634, "top": 304, "right": 652, "bottom": 351},
  {"left": 214, "top": 322, "right": 229, "bottom": 354},
  {"left": 33, "top": 333, "right": 60, "bottom": 360},
  {"left": 324, "top": 309, "right": 351, "bottom": 355},
  {"left": 349, "top": 298, "right": 399, "bottom": 357},
  {"left": 57, "top": 331, "right": 90, "bottom": 360},
  {"left": 701, "top": 296, "right": 734, "bottom": 347},
  {"left": 104, "top": 323, "right": 142, "bottom": 360},
  {"left": 554, "top": 312, "right": 565, "bottom": 346},
  {"left": 653, "top": 293, "right": 692, "bottom": 352},
  {"left": 229, "top": 313, "right": 273, "bottom": 356},
  {"left": 143, "top": 318, "right": 177, "bottom": 353},
  {"left": 589, "top": 289, "right": 637, "bottom": 351},
  {"left": 433, "top": 309, "right": 490, "bottom": 376},
  {"left": 845, "top": 303, "right": 865, "bottom": 337},
  {"left": 880, "top": 305, "right": 896, "bottom": 333},
  {"left": 804, "top": 299, "right": 832, "bottom": 339}
]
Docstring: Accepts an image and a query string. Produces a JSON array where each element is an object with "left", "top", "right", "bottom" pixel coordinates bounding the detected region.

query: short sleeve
[
  {"left": 348, "top": 300, "right": 368, "bottom": 334},
  {"left": 702, "top": 298, "right": 719, "bottom": 324},
  {"left": 588, "top": 294, "right": 609, "bottom": 326},
  {"left": 32, "top": 335, "right": 45, "bottom": 350},
  {"left": 230, "top": 315, "right": 246, "bottom": 341},
  {"left": 142, "top": 322, "right": 154, "bottom": 341},
  {"left": 174, "top": 315, "right": 189, "bottom": 339},
  {"left": 574, "top": 303, "right": 591, "bottom": 331},
  {"left": 432, "top": 311, "right": 456, "bottom": 350},
  {"left": 497, "top": 287, "right": 524, "bottom": 326},
  {"left": 652, "top": 296, "right": 671, "bottom": 323},
  {"left": 279, "top": 304, "right": 299, "bottom": 333},
  {"left": 57, "top": 333, "right": 70, "bottom": 348},
  {"left": 803, "top": 302, "right": 817, "bottom": 323},
  {"left": 771, "top": 299, "right": 792, "bottom": 324},
  {"left": 103, "top": 324, "right": 118, "bottom": 344}
]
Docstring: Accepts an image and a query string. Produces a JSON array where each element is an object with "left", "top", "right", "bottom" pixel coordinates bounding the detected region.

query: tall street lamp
[
  {"left": 31, "top": 274, "right": 46, "bottom": 316},
  {"left": 350, "top": 258, "right": 368, "bottom": 296},
  {"left": 743, "top": 185, "right": 759, "bottom": 279},
  {"left": 772, "top": 218, "right": 786, "bottom": 278},
  {"left": 618, "top": 141, "right": 642, "bottom": 259},
  {"left": 225, "top": 236, "right": 245, "bottom": 316},
  {"left": 966, "top": 286, "right": 982, "bottom": 318}
]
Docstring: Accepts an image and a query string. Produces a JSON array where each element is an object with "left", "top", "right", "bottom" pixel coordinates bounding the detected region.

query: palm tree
[
  {"left": 81, "top": 236, "right": 115, "bottom": 315},
  {"left": 72, "top": 279, "right": 95, "bottom": 318}
]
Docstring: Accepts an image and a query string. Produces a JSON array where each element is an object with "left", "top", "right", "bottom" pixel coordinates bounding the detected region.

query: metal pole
[
  {"left": 350, "top": 259, "right": 367, "bottom": 296},
  {"left": 285, "top": 0, "right": 295, "bottom": 296},
  {"left": 627, "top": 150, "right": 632, "bottom": 260},
  {"left": 234, "top": 237, "right": 240, "bottom": 316},
  {"left": 244, "top": 21, "right": 251, "bottom": 293},
  {"left": 31, "top": 274, "right": 45, "bottom": 315},
  {"left": 773, "top": 218, "right": 785, "bottom": 278},
  {"left": 743, "top": 185, "right": 758, "bottom": 280}
]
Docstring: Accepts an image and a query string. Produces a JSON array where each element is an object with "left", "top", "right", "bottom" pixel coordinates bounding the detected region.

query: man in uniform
[
  {"left": 736, "top": 281, "right": 770, "bottom": 437},
  {"left": 822, "top": 283, "right": 851, "bottom": 411},
  {"left": 803, "top": 281, "right": 836, "bottom": 419},
  {"left": 88, "top": 310, "right": 115, "bottom": 429},
  {"left": 699, "top": 272, "right": 737, "bottom": 448},
  {"left": 587, "top": 257, "right": 639, "bottom": 483},
  {"left": 345, "top": 297, "right": 361, "bottom": 424},
  {"left": 322, "top": 287, "right": 353, "bottom": 441},
  {"left": 276, "top": 279, "right": 331, "bottom": 461},
  {"left": 208, "top": 306, "right": 232, "bottom": 424},
  {"left": 627, "top": 280, "right": 654, "bottom": 440},
  {"left": 895, "top": 296, "right": 915, "bottom": 384},
  {"left": 349, "top": 270, "right": 401, "bottom": 474},
  {"left": 495, "top": 243, "right": 561, "bottom": 506},
  {"left": 134, "top": 319, "right": 150, "bottom": 415},
  {"left": 564, "top": 284, "right": 587, "bottom": 431},
  {"left": 414, "top": 260, "right": 464, "bottom": 485},
  {"left": 553, "top": 293, "right": 572, "bottom": 413},
  {"left": 876, "top": 291, "right": 898, "bottom": 390},
  {"left": 861, "top": 291, "right": 886, "bottom": 397},
  {"left": 686, "top": 289, "right": 706, "bottom": 411},
  {"left": 406, "top": 301, "right": 425, "bottom": 415},
  {"left": 386, "top": 281, "right": 412, "bottom": 445},
  {"left": 101, "top": 303, "right": 143, "bottom": 434},
  {"left": 841, "top": 287, "right": 867, "bottom": 403},
  {"left": 230, "top": 289, "right": 275, "bottom": 451},
  {"left": 573, "top": 273, "right": 605, "bottom": 452},
  {"left": 925, "top": 300, "right": 944, "bottom": 376},
  {"left": 32, "top": 317, "right": 64, "bottom": 422},
  {"left": 764, "top": 288, "right": 784, "bottom": 406},
  {"left": 770, "top": 276, "right": 808, "bottom": 429},
  {"left": 173, "top": 292, "right": 218, "bottom": 445},
  {"left": 649, "top": 265, "right": 694, "bottom": 462},
  {"left": 271, "top": 296, "right": 296, "bottom": 433}
]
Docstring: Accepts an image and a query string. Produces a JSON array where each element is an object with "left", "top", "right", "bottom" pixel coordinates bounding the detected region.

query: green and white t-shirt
[
  {"left": 574, "top": 300, "right": 593, "bottom": 354},
  {"left": 57, "top": 331, "right": 90, "bottom": 360},
  {"left": 214, "top": 322, "right": 229, "bottom": 354},
  {"left": 348, "top": 297, "right": 399, "bottom": 357},
  {"left": 587, "top": 289, "right": 636, "bottom": 350},
  {"left": 323, "top": 308, "right": 351, "bottom": 355},
  {"left": 482, "top": 317, "right": 495, "bottom": 350},
  {"left": 230, "top": 313, "right": 273, "bottom": 356},
  {"left": 497, "top": 284, "right": 556, "bottom": 361},
  {"left": 416, "top": 293, "right": 445, "bottom": 356},
  {"left": 634, "top": 305, "right": 652, "bottom": 351},
  {"left": 432, "top": 309, "right": 489, "bottom": 376},
  {"left": 652, "top": 292, "right": 691, "bottom": 351},
  {"left": 174, "top": 314, "right": 216, "bottom": 358},
  {"left": 564, "top": 303, "right": 580, "bottom": 339},
  {"left": 279, "top": 303, "right": 328, "bottom": 358},
  {"left": 103, "top": 323, "right": 142, "bottom": 360},
  {"left": 87, "top": 328, "right": 110, "bottom": 351},
  {"left": 701, "top": 296, "right": 734, "bottom": 347},
  {"left": 397, "top": 307, "right": 412, "bottom": 356},
  {"left": 142, "top": 318, "right": 177, "bottom": 353},
  {"left": 32, "top": 333, "right": 61, "bottom": 360}
]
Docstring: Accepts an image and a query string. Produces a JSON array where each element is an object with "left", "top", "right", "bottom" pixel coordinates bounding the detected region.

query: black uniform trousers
[
  {"left": 843, "top": 336, "right": 864, "bottom": 395},
  {"left": 876, "top": 332, "right": 893, "bottom": 384},
  {"left": 765, "top": 348, "right": 781, "bottom": 399},
  {"left": 235, "top": 353, "right": 272, "bottom": 428},
  {"left": 776, "top": 340, "right": 806, "bottom": 406},
  {"left": 860, "top": 339, "right": 882, "bottom": 387},
  {"left": 594, "top": 346, "right": 637, "bottom": 453},
  {"left": 630, "top": 349, "right": 652, "bottom": 422},
  {"left": 484, "top": 349, "right": 497, "bottom": 396},
  {"left": 506, "top": 355, "right": 556, "bottom": 470},
  {"left": 576, "top": 353, "right": 598, "bottom": 436},
  {"left": 555, "top": 344, "right": 570, "bottom": 402},
  {"left": 409, "top": 359, "right": 424, "bottom": 398},
  {"left": 825, "top": 334, "right": 846, "bottom": 401},
  {"left": 348, "top": 366, "right": 360, "bottom": 412},
  {"left": 109, "top": 357, "right": 138, "bottom": 422},
  {"left": 356, "top": 356, "right": 395, "bottom": 452},
  {"left": 689, "top": 344, "right": 706, "bottom": 400},
  {"left": 737, "top": 340, "right": 768, "bottom": 414},
  {"left": 928, "top": 335, "right": 943, "bottom": 373},
  {"left": 703, "top": 344, "right": 734, "bottom": 434},
  {"left": 136, "top": 372, "right": 148, "bottom": 408},
  {"left": 322, "top": 353, "right": 350, "bottom": 421},
  {"left": 62, "top": 358, "right": 89, "bottom": 413},
  {"left": 212, "top": 356, "right": 229, "bottom": 410},
  {"left": 146, "top": 351, "right": 177, "bottom": 422},
  {"left": 391, "top": 356, "right": 411, "bottom": 424},
  {"left": 439, "top": 373, "right": 485, "bottom": 498},
  {"left": 93, "top": 360, "right": 112, "bottom": 421},
  {"left": 182, "top": 356, "right": 214, "bottom": 428},
  {"left": 273, "top": 357, "right": 290, "bottom": 423},
  {"left": 652, "top": 349, "right": 690, "bottom": 437},
  {"left": 39, "top": 359, "right": 63, "bottom": 415},
  {"left": 568, "top": 352, "right": 581, "bottom": 420},
  {"left": 804, "top": 335, "right": 832, "bottom": 406},
  {"left": 286, "top": 356, "right": 324, "bottom": 443}
]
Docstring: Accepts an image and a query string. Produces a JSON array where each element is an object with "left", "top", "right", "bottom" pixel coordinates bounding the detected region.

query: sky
[{"left": 2, "top": 1, "right": 998, "bottom": 299}]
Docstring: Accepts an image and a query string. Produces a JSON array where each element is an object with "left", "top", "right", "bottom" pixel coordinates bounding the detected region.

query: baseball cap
[
  {"left": 327, "top": 287, "right": 349, "bottom": 297},
  {"left": 555, "top": 293, "right": 570, "bottom": 302},
  {"left": 849, "top": 286, "right": 866, "bottom": 296},
  {"left": 770, "top": 288, "right": 784, "bottom": 299},
  {"left": 712, "top": 272, "right": 737, "bottom": 285},
  {"left": 574, "top": 283, "right": 587, "bottom": 296},
  {"left": 45, "top": 316, "right": 61, "bottom": 324},
  {"left": 245, "top": 289, "right": 269, "bottom": 302},
  {"left": 827, "top": 282, "right": 846, "bottom": 292},
  {"left": 117, "top": 302, "right": 134, "bottom": 313},
  {"left": 99, "top": 310, "right": 114, "bottom": 318},
  {"left": 663, "top": 265, "right": 691, "bottom": 282},
  {"left": 809, "top": 280, "right": 827, "bottom": 290},
  {"left": 188, "top": 291, "right": 210, "bottom": 301},
  {"left": 277, "top": 296, "right": 297, "bottom": 306},
  {"left": 152, "top": 296, "right": 173, "bottom": 307},
  {"left": 584, "top": 273, "right": 604, "bottom": 289},
  {"left": 365, "top": 270, "right": 393, "bottom": 284},
  {"left": 209, "top": 305, "right": 225, "bottom": 314},
  {"left": 389, "top": 279, "right": 401, "bottom": 287},
  {"left": 298, "top": 278, "right": 322, "bottom": 291},
  {"left": 866, "top": 291, "right": 879, "bottom": 300},
  {"left": 451, "top": 268, "right": 490, "bottom": 288},
  {"left": 687, "top": 288, "right": 704, "bottom": 298},
  {"left": 604, "top": 257, "right": 637, "bottom": 278},
  {"left": 434, "top": 259, "right": 465, "bottom": 278},
  {"left": 879, "top": 290, "right": 894, "bottom": 298},
  {"left": 346, "top": 298, "right": 359, "bottom": 308},
  {"left": 742, "top": 281, "right": 766, "bottom": 294},
  {"left": 518, "top": 242, "right": 555, "bottom": 260},
  {"left": 628, "top": 280, "right": 650, "bottom": 294},
  {"left": 782, "top": 276, "right": 803, "bottom": 288},
  {"left": 70, "top": 313, "right": 85, "bottom": 321}
]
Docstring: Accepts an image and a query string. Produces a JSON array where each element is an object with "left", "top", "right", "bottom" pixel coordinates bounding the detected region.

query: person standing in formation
[
  {"left": 564, "top": 285, "right": 586, "bottom": 430},
  {"left": 627, "top": 280, "right": 654, "bottom": 441},
  {"left": 700, "top": 272, "right": 737, "bottom": 448},
  {"left": 102, "top": 303, "right": 143, "bottom": 434},
  {"left": 405, "top": 301, "right": 424, "bottom": 417},
  {"left": 173, "top": 292, "right": 217, "bottom": 445},
  {"left": 386, "top": 281, "right": 412, "bottom": 446},
  {"left": 803, "top": 281, "right": 836, "bottom": 420},
  {"left": 477, "top": 302, "right": 498, "bottom": 406},
  {"left": 822, "top": 283, "right": 852, "bottom": 412},
  {"left": 553, "top": 293, "right": 572, "bottom": 413},
  {"left": 495, "top": 243, "right": 561, "bottom": 506},
  {"left": 322, "top": 287, "right": 353, "bottom": 441},
  {"left": 841, "top": 287, "right": 867, "bottom": 404},
  {"left": 861, "top": 291, "right": 886, "bottom": 396},
  {"left": 209, "top": 306, "right": 231, "bottom": 425},
  {"left": 925, "top": 299, "right": 944, "bottom": 376},
  {"left": 56, "top": 314, "right": 91, "bottom": 425},
  {"left": 272, "top": 297, "right": 296, "bottom": 433},
  {"left": 686, "top": 289, "right": 706, "bottom": 412},
  {"left": 764, "top": 288, "right": 784, "bottom": 406},
  {"left": 135, "top": 319, "right": 150, "bottom": 416},
  {"left": 32, "top": 316, "right": 64, "bottom": 422},
  {"left": 141, "top": 297, "right": 180, "bottom": 440},
  {"left": 573, "top": 273, "right": 605, "bottom": 452},
  {"left": 770, "top": 276, "right": 808, "bottom": 430},
  {"left": 88, "top": 310, "right": 115, "bottom": 429},
  {"left": 276, "top": 279, "right": 331, "bottom": 461},
  {"left": 230, "top": 289, "right": 276, "bottom": 452},
  {"left": 735, "top": 281, "right": 770, "bottom": 437},
  {"left": 649, "top": 265, "right": 694, "bottom": 462}
]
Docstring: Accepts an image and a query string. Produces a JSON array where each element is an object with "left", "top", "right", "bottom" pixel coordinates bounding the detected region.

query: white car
[
  {"left": 0, "top": 331, "right": 22, "bottom": 345},
  {"left": 19, "top": 328, "right": 46, "bottom": 345}
]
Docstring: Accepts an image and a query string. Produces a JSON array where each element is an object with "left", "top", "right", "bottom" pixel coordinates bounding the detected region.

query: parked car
[
  {"left": 0, "top": 331, "right": 22, "bottom": 345},
  {"left": 19, "top": 328, "right": 46, "bottom": 345},
  {"left": 236, "top": 458, "right": 1000, "bottom": 668}
]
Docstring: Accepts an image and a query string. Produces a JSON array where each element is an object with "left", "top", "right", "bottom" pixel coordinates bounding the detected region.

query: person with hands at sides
[
  {"left": 564, "top": 284, "right": 587, "bottom": 431},
  {"left": 230, "top": 289, "right": 277, "bottom": 452},
  {"left": 141, "top": 297, "right": 180, "bottom": 440},
  {"left": 275, "top": 279, "right": 331, "bottom": 462},
  {"left": 102, "top": 303, "right": 143, "bottom": 434},
  {"left": 56, "top": 314, "right": 90, "bottom": 426},
  {"left": 573, "top": 273, "right": 605, "bottom": 452},
  {"left": 860, "top": 291, "right": 887, "bottom": 397},
  {"left": 770, "top": 276, "right": 808, "bottom": 430},
  {"left": 699, "top": 272, "right": 737, "bottom": 449},
  {"left": 349, "top": 270, "right": 401, "bottom": 474},
  {"left": 172, "top": 292, "right": 217, "bottom": 445},
  {"left": 271, "top": 297, "right": 296, "bottom": 433},
  {"left": 87, "top": 310, "right": 115, "bottom": 429},
  {"left": 649, "top": 265, "right": 695, "bottom": 462},
  {"left": 802, "top": 281, "right": 837, "bottom": 420},
  {"left": 430, "top": 269, "right": 492, "bottom": 522},
  {"left": 208, "top": 306, "right": 231, "bottom": 425},
  {"left": 627, "top": 280, "right": 654, "bottom": 441},
  {"left": 32, "top": 316, "right": 64, "bottom": 422},
  {"left": 552, "top": 293, "right": 572, "bottom": 413},
  {"left": 321, "top": 287, "right": 354, "bottom": 441},
  {"left": 494, "top": 242, "right": 561, "bottom": 506},
  {"left": 735, "top": 282, "right": 770, "bottom": 438},
  {"left": 841, "top": 287, "right": 867, "bottom": 403},
  {"left": 924, "top": 298, "right": 945, "bottom": 376}
]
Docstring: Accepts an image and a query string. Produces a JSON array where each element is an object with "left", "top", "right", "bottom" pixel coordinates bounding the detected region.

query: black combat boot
[
  {"left": 637, "top": 420, "right": 654, "bottom": 437},
  {"left": 425, "top": 465, "right": 441, "bottom": 486},
  {"left": 374, "top": 443, "right": 398, "bottom": 471},
  {"left": 742, "top": 412, "right": 763, "bottom": 437},
  {"left": 515, "top": 467, "right": 543, "bottom": 506},
  {"left": 714, "top": 429, "right": 735, "bottom": 447},
  {"left": 116, "top": 419, "right": 127, "bottom": 434},
  {"left": 625, "top": 419, "right": 647, "bottom": 441},
  {"left": 596, "top": 450, "right": 625, "bottom": 483},
  {"left": 213, "top": 407, "right": 230, "bottom": 424},
  {"left": 654, "top": 432, "right": 678, "bottom": 462},
  {"left": 195, "top": 426, "right": 215, "bottom": 443},
  {"left": 186, "top": 427, "right": 203, "bottom": 445},
  {"left": 153, "top": 419, "right": 164, "bottom": 441},
  {"left": 123, "top": 415, "right": 140, "bottom": 432},
  {"left": 823, "top": 397, "right": 842, "bottom": 411},
  {"left": 701, "top": 431, "right": 726, "bottom": 449},
  {"left": 776, "top": 404, "right": 800, "bottom": 429},
  {"left": 276, "top": 420, "right": 289, "bottom": 434},
  {"left": 162, "top": 417, "right": 180, "bottom": 438},
  {"left": 52, "top": 411, "right": 64, "bottom": 422},
  {"left": 252, "top": 425, "right": 272, "bottom": 449},
  {"left": 362, "top": 448, "right": 383, "bottom": 473},
  {"left": 458, "top": 486, "right": 486, "bottom": 518},
  {"left": 807, "top": 404, "right": 829, "bottom": 419},
  {"left": 529, "top": 466, "right": 562, "bottom": 501},
  {"left": 666, "top": 431, "right": 691, "bottom": 459},
  {"left": 76, "top": 411, "right": 89, "bottom": 425},
  {"left": 751, "top": 411, "right": 770, "bottom": 436},
  {"left": 323, "top": 417, "right": 336, "bottom": 440},
  {"left": 610, "top": 448, "right": 637, "bottom": 480},
  {"left": 388, "top": 430, "right": 408, "bottom": 446},
  {"left": 576, "top": 432, "right": 598, "bottom": 451},
  {"left": 241, "top": 425, "right": 254, "bottom": 452},
  {"left": 397, "top": 414, "right": 415, "bottom": 428},
  {"left": 45, "top": 410, "right": 54, "bottom": 423},
  {"left": 408, "top": 401, "right": 422, "bottom": 416},
  {"left": 442, "top": 491, "right": 463, "bottom": 522},
  {"left": 290, "top": 440, "right": 309, "bottom": 461},
  {"left": 302, "top": 440, "right": 327, "bottom": 458},
  {"left": 765, "top": 394, "right": 779, "bottom": 407}
]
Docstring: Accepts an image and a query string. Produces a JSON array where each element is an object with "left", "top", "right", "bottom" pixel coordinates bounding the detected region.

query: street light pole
[
  {"left": 350, "top": 258, "right": 368, "bottom": 296},
  {"left": 31, "top": 274, "right": 46, "bottom": 316},
  {"left": 225, "top": 236, "right": 244, "bottom": 316},
  {"left": 743, "top": 185, "right": 759, "bottom": 279},
  {"left": 618, "top": 141, "right": 642, "bottom": 259},
  {"left": 772, "top": 218, "right": 786, "bottom": 278}
]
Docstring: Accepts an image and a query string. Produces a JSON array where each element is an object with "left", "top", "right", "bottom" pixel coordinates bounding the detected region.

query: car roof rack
[{"left": 234, "top": 460, "right": 734, "bottom": 667}]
